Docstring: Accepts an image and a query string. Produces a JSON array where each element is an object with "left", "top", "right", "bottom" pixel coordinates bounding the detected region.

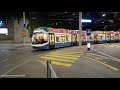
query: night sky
[{"left": 1, "top": 12, "right": 120, "bottom": 30}]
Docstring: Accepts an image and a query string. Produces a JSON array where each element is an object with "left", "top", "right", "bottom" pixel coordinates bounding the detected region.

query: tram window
[
  {"left": 91, "top": 36, "right": 94, "bottom": 41},
  {"left": 107, "top": 34, "right": 110, "bottom": 40},
  {"left": 99, "top": 36, "right": 102, "bottom": 40},
  {"left": 66, "top": 34, "right": 69, "bottom": 42},
  {"left": 89, "top": 37, "right": 91, "bottom": 40},
  {"left": 61, "top": 34, "right": 65, "bottom": 42},
  {"left": 77, "top": 34, "right": 79, "bottom": 42},
  {"left": 72, "top": 34, "right": 77, "bottom": 42},
  {"left": 56, "top": 34, "right": 60, "bottom": 42},
  {"left": 33, "top": 33, "right": 48, "bottom": 44},
  {"left": 44, "top": 33, "right": 48, "bottom": 41},
  {"left": 115, "top": 34, "right": 119, "bottom": 40},
  {"left": 82, "top": 35, "right": 86, "bottom": 42},
  {"left": 111, "top": 35, "right": 115, "bottom": 40}
]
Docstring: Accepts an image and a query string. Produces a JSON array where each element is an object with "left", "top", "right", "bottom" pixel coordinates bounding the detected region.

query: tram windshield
[{"left": 32, "top": 33, "right": 48, "bottom": 44}]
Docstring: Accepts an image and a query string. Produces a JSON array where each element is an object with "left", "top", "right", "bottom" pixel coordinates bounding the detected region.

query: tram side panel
[
  {"left": 89, "top": 33, "right": 94, "bottom": 44},
  {"left": 106, "top": 33, "right": 111, "bottom": 43},
  {"left": 64, "top": 33, "right": 72, "bottom": 47},
  {"left": 114, "top": 31, "right": 119, "bottom": 43},
  {"left": 110, "top": 34, "right": 115, "bottom": 43},
  {"left": 82, "top": 31, "right": 87, "bottom": 45},
  {"left": 98, "top": 33, "right": 106, "bottom": 44},
  {"left": 54, "top": 33, "right": 71, "bottom": 48},
  {"left": 119, "top": 33, "right": 120, "bottom": 42},
  {"left": 54, "top": 33, "right": 64, "bottom": 48},
  {"left": 71, "top": 34, "right": 78, "bottom": 46},
  {"left": 77, "top": 34, "right": 79, "bottom": 45}
]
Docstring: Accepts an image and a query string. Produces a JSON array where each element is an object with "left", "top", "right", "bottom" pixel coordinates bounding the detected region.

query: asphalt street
[
  {"left": 0, "top": 43, "right": 48, "bottom": 78},
  {"left": 0, "top": 42, "right": 120, "bottom": 78}
]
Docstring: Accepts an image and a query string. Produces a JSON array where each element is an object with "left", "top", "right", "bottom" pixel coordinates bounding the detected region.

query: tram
[
  {"left": 106, "top": 31, "right": 120, "bottom": 43},
  {"left": 31, "top": 27, "right": 120, "bottom": 50},
  {"left": 31, "top": 27, "right": 79, "bottom": 50}
]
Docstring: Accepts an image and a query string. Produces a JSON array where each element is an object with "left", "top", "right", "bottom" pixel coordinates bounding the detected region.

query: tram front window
[{"left": 32, "top": 33, "right": 48, "bottom": 44}]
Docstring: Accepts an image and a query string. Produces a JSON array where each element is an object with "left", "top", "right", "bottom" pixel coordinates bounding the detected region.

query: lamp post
[
  {"left": 23, "top": 12, "right": 26, "bottom": 46},
  {"left": 79, "top": 12, "right": 82, "bottom": 46}
]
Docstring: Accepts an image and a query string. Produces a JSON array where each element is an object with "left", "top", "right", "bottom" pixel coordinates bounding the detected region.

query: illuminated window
[
  {"left": 99, "top": 36, "right": 102, "bottom": 40},
  {"left": 77, "top": 34, "right": 79, "bottom": 42},
  {"left": 56, "top": 34, "right": 60, "bottom": 42},
  {"left": 82, "top": 35, "right": 86, "bottom": 42},
  {"left": 61, "top": 34, "right": 65, "bottom": 42},
  {"left": 115, "top": 34, "right": 119, "bottom": 40},
  {"left": 107, "top": 34, "right": 111, "bottom": 40},
  {"left": 33, "top": 33, "right": 48, "bottom": 44},
  {"left": 72, "top": 34, "right": 77, "bottom": 42},
  {"left": 44, "top": 33, "right": 48, "bottom": 41},
  {"left": 90, "top": 35, "right": 94, "bottom": 41},
  {"left": 94, "top": 34, "right": 98, "bottom": 41},
  {"left": 111, "top": 35, "right": 115, "bottom": 40},
  {"left": 0, "top": 28, "right": 8, "bottom": 34}
]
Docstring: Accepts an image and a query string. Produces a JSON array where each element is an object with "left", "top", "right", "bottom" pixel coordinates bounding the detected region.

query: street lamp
[
  {"left": 23, "top": 12, "right": 26, "bottom": 46},
  {"left": 79, "top": 12, "right": 82, "bottom": 46},
  {"left": 102, "top": 14, "right": 106, "bottom": 17}
]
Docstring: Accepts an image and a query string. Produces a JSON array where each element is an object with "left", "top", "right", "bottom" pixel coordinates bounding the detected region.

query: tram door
[
  {"left": 72, "top": 34, "right": 77, "bottom": 46},
  {"left": 94, "top": 34, "right": 99, "bottom": 44},
  {"left": 107, "top": 34, "right": 111, "bottom": 43},
  {"left": 115, "top": 34, "right": 119, "bottom": 43},
  {"left": 49, "top": 33, "right": 55, "bottom": 49}
]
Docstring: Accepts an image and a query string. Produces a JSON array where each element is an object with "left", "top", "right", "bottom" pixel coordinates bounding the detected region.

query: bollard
[
  {"left": 47, "top": 60, "right": 51, "bottom": 78},
  {"left": 87, "top": 42, "right": 90, "bottom": 51}
]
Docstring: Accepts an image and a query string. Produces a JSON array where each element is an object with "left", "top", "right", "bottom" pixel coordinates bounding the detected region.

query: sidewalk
[
  {"left": 14, "top": 43, "right": 31, "bottom": 48},
  {"left": 0, "top": 40, "right": 14, "bottom": 43}
]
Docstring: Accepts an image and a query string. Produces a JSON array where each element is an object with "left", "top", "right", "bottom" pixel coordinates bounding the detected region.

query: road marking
[
  {"left": 86, "top": 53, "right": 120, "bottom": 62},
  {"left": 40, "top": 57, "right": 75, "bottom": 63},
  {"left": 2, "top": 64, "right": 10, "bottom": 68},
  {"left": 83, "top": 56, "right": 119, "bottom": 71},
  {"left": 51, "top": 61, "right": 71, "bottom": 67},
  {"left": 48, "top": 63, "right": 58, "bottom": 78},
  {"left": 36, "top": 60, "right": 58, "bottom": 78},
  {"left": 112, "top": 44, "right": 120, "bottom": 48},
  {"left": 47, "top": 54, "right": 82, "bottom": 57},
  {"left": 98, "top": 44, "right": 120, "bottom": 48},
  {"left": 36, "top": 60, "right": 47, "bottom": 67},
  {"left": 50, "top": 52, "right": 83, "bottom": 54},
  {"left": 92, "top": 48, "right": 120, "bottom": 62},
  {"left": 39, "top": 51, "right": 83, "bottom": 67},
  {"left": 0, "top": 59, "right": 8, "bottom": 63},
  {"left": 0, "top": 59, "right": 32, "bottom": 78},
  {"left": 44, "top": 55, "right": 78, "bottom": 60}
]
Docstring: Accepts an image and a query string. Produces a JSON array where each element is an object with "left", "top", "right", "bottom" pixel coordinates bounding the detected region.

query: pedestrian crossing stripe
[
  {"left": 40, "top": 56, "right": 76, "bottom": 62},
  {"left": 116, "top": 46, "right": 120, "bottom": 48},
  {"left": 85, "top": 54, "right": 103, "bottom": 60},
  {"left": 98, "top": 44, "right": 120, "bottom": 48},
  {"left": 49, "top": 52, "right": 84, "bottom": 55},
  {"left": 43, "top": 55, "right": 78, "bottom": 60},
  {"left": 109, "top": 45, "right": 115, "bottom": 47},
  {"left": 46, "top": 54, "right": 82, "bottom": 58},
  {"left": 111, "top": 45, "right": 120, "bottom": 47},
  {"left": 51, "top": 61, "right": 71, "bottom": 67},
  {"left": 40, "top": 51, "right": 84, "bottom": 67}
]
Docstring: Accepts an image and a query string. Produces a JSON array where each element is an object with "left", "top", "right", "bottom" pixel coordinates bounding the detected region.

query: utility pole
[
  {"left": 23, "top": 12, "right": 26, "bottom": 46},
  {"left": 79, "top": 12, "right": 82, "bottom": 46}
]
